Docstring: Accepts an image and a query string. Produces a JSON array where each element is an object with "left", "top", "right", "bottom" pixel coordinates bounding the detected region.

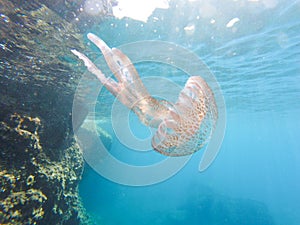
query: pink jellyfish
[{"left": 72, "top": 33, "right": 218, "bottom": 156}]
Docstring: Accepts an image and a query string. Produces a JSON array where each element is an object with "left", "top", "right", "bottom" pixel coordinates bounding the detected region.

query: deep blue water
[{"left": 78, "top": 0, "right": 300, "bottom": 224}]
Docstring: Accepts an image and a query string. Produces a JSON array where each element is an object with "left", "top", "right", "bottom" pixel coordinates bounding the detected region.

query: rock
[{"left": 0, "top": 0, "right": 111, "bottom": 224}]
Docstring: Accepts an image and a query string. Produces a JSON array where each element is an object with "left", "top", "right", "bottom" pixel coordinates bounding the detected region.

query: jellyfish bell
[
  {"left": 71, "top": 33, "right": 218, "bottom": 157},
  {"left": 152, "top": 76, "right": 218, "bottom": 156}
]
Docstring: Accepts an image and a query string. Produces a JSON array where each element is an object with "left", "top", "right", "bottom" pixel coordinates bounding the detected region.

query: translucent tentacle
[
  {"left": 71, "top": 49, "right": 120, "bottom": 95},
  {"left": 111, "top": 48, "right": 148, "bottom": 93},
  {"left": 72, "top": 34, "right": 170, "bottom": 126},
  {"left": 86, "top": 33, "right": 121, "bottom": 80}
]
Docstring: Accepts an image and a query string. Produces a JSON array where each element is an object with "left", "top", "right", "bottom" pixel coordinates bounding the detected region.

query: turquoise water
[{"left": 79, "top": 1, "right": 300, "bottom": 224}]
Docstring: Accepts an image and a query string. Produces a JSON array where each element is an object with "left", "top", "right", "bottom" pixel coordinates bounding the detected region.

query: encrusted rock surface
[
  {"left": 0, "top": 0, "right": 111, "bottom": 224},
  {"left": 0, "top": 114, "right": 87, "bottom": 224}
]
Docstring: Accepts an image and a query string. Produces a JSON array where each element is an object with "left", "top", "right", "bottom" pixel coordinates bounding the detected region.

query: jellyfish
[{"left": 71, "top": 33, "right": 218, "bottom": 156}]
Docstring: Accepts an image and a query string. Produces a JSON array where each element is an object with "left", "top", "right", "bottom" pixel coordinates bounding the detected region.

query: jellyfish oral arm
[
  {"left": 71, "top": 49, "right": 120, "bottom": 95},
  {"left": 72, "top": 33, "right": 175, "bottom": 128},
  {"left": 72, "top": 33, "right": 218, "bottom": 156}
]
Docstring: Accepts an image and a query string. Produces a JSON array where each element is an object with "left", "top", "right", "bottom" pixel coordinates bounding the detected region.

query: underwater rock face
[
  {"left": 0, "top": 0, "right": 106, "bottom": 224},
  {"left": 0, "top": 114, "right": 86, "bottom": 224}
]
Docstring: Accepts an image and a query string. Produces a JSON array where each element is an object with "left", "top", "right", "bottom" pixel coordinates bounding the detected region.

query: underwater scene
[{"left": 1, "top": 0, "right": 300, "bottom": 225}]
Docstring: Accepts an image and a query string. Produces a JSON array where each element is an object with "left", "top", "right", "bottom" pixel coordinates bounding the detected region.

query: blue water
[{"left": 79, "top": 1, "right": 300, "bottom": 224}]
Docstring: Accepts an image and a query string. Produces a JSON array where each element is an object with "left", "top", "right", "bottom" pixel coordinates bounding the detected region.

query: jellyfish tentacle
[
  {"left": 111, "top": 48, "right": 152, "bottom": 106},
  {"left": 71, "top": 49, "right": 120, "bottom": 95},
  {"left": 86, "top": 33, "right": 152, "bottom": 106},
  {"left": 87, "top": 33, "right": 144, "bottom": 92},
  {"left": 72, "top": 34, "right": 172, "bottom": 128},
  {"left": 111, "top": 48, "right": 141, "bottom": 84},
  {"left": 86, "top": 33, "right": 124, "bottom": 83}
]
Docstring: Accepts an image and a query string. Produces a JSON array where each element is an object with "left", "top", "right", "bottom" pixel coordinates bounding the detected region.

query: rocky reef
[
  {"left": 0, "top": 114, "right": 87, "bottom": 224},
  {"left": 0, "top": 0, "right": 111, "bottom": 224}
]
